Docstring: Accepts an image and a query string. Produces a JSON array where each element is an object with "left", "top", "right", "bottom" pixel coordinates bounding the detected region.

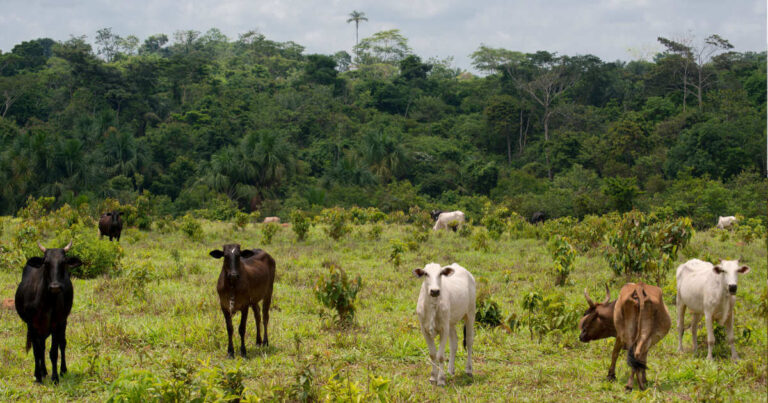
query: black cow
[
  {"left": 15, "top": 241, "right": 80, "bottom": 383},
  {"left": 531, "top": 211, "right": 546, "bottom": 224},
  {"left": 98, "top": 211, "right": 123, "bottom": 241}
]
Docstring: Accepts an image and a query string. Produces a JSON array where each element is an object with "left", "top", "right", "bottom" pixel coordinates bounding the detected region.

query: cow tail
[
  {"left": 463, "top": 324, "right": 467, "bottom": 350},
  {"left": 627, "top": 346, "right": 647, "bottom": 370}
]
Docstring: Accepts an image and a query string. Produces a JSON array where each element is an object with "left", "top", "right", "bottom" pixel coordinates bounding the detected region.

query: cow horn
[
  {"left": 584, "top": 288, "right": 595, "bottom": 308},
  {"left": 63, "top": 240, "right": 73, "bottom": 252},
  {"left": 603, "top": 284, "right": 611, "bottom": 304},
  {"left": 36, "top": 241, "right": 46, "bottom": 253}
]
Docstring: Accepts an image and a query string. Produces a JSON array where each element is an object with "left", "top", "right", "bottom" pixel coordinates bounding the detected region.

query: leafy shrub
[
  {"left": 735, "top": 217, "right": 766, "bottom": 244},
  {"left": 367, "top": 224, "right": 383, "bottom": 240},
  {"left": 388, "top": 239, "right": 405, "bottom": 268},
  {"left": 290, "top": 210, "right": 312, "bottom": 241},
  {"left": 568, "top": 213, "right": 617, "bottom": 251},
  {"left": 457, "top": 222, "right": 472, "bottom": 238},
  {"left": 405, "top": 226, "right": 428, "bottom": 251},
  {"left": 605, "top": 210, "right": 693, "bottom": 283},
  {"left": 132, "top": 191, "right": 155, "bottom": 230},
  {"left": 179, "top": 214, "right": 204, "bottom": 241},
  {"left": 476, "top": 299, "right": 503, "bottom": 327},
  {"left": 233, "top": 211, "right": 250, "bottom": 231},
  {"left": 314, "top": 263, "right": 362, "bottom": 325},
  {"left": 320, "top": 207, "right": 350, "bottom": 241},
  {"left": 17, "top": 196, "right": 55, "bottom": 221},
  {"left": 481, "top": 203, "right": 510, "bottom": 240},
  {"left": 520, "top": 291, "right": 579, "bottom": 342},
  {"left": 321, "top": 371, "right": 390, "bottom": 402},
  {"left": 548, "top": 235, "right": 576, "bottom": 286},
  {"left": 407, "top": 206, "right": 433, "bottom": 229},
  {"left": 126, "top": 259, "right": 153, "bottom": 300},
  {"left": 53, "top": 223, "right": 123, "bottom": 278},
  {"left": 386, "top": 210, "right": 408, "bottom": 225},
  {"left": 348, "top": 206, "right": 386, "bottom": 224},
  {"left": 471, "top": 227, "right": 491, "bottom": 252},
  {"left": 261, "top": 222, "right": 279, "bottom": 245}
]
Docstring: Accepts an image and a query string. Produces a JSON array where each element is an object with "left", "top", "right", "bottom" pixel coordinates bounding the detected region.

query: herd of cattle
[{"left": 12, "top": 210, "right": 753, "bottom": 392}]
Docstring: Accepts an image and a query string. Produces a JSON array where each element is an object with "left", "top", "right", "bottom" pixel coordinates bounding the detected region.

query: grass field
[{"left": 0, "top": 219, "right": 765, "bottom": 402}]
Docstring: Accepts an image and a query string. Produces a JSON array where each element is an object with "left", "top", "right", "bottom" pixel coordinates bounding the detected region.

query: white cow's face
[
  {"left": 713, "top": 260, "right": 750, "bottom": 295},
  {"left": 414, "top": 263, "right": 454, "bottom": 298}
]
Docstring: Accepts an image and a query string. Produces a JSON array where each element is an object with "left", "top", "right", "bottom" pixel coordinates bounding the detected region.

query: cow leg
[
  {"left": 727, "top": 308, "right": 738, "bottom": 361},
  {"left": 607, "top": 340, "right": 621, "bottom": 381},
  {"left": 58, "top": 323, "right": 68, "bottom": 375},
  {"left": 32, "top": 335, "right": 45, "bottom": 382},
  {"left": 239, "top": 307, "right": 248, "bottom": 357},
  {"left": 625, "top": 368, "right": 635, "bottom": 391},
  {"left": 436, "top": 326, "right": 449, "bottom": 386},
  {"left": 253, "top": 303, "right": 262, "bottom": 345},
  {"left": 262, "top": 297, "right": 271, "bottom": 347},
  {"left": 690, "top": 313, "right": 700, "bottom": 353},
  {"left": 448, "top": 326, "right": 458, "bottom": 376},
  {"left": 464, "top": 315, "right": 474, "bottom": 376},
  {"left": 222, "top": 308, "right": 235, "bottom": 358},
  {"left": 422, "top": 330, "right": 439, "bottom": 384},
  {"left": 50, "top": 330, "right": 60, "bottom": 384},
  {"left": 676, "top": 297, "right": 686, "bottom": 352},
  {"left": 704, "top": 311, "right": 714, "bottom": 360}
]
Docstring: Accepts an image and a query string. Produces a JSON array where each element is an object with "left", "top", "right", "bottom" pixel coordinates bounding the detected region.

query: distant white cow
[
  {"left": 414, "top": 263, "right": 476, "bottom": 386},
  {"left": 263, "top": 216, "right": 280, "bottom": 224},
  {"left": 716, "top": 216, "right": 737, "bottom": 229},
  {"left": 433, "top": 211, "right": 465, "bottom": 231},
  {"left": 676, "top": 259, "right": 751, "bottom": 360}
]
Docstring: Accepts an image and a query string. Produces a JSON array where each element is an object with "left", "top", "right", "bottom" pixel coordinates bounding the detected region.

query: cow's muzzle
[
  {"left": 728, "top": 285, "right": 737, "bottom": 295},
  {"left": 429, "top": 289, "right": 440, "bottom": 297},
  {"left": 49, "top": 282, "right": 63, "bottom": 294}
]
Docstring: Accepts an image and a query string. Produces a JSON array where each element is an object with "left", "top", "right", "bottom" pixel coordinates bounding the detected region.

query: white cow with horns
[
  {"left": 414, "top": 262, "right": 475, "bottom": 386},
  {"left": 432, "top": 211, "right": 466, "bottom": 231},
  {"left": 676, "top": 259, "right": 750, "bottom": 360}
]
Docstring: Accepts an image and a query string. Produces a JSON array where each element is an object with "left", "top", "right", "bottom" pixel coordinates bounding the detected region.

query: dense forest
[{"left": 0, "top": 28, "right": 765, "bottom": 227}]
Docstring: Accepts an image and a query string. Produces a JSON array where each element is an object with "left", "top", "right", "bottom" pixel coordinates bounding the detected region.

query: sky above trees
[{"left": 0, "top": 0, "right": 765, "bottom": 71}]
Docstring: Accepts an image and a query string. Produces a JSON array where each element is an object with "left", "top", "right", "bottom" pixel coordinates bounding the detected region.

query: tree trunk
[
  {"left": 506, "top": 127, "right": 512, "bottom": 166},
  {"left": 682, "top": 74, "right": 687, "bottom": 112},
  {"left": 544, "top": 109, "right": 552, "bottom": 180},
  {"left": 697, "top": 68, "right": 703, "bottom": 111}
]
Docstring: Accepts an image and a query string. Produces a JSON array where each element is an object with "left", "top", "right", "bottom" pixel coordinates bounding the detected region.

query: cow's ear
[
  {"left": 738, "top": 265, "right": 751, "bottom": 274},
  {"left": 209, "top": 250, "right": 224, "bottom": 259},
  {"left": 413, "top": 268, "right": 425, "bottom": 277},
  {"left": 713, "top": 265, "right": 724, "bottom": 274},
  {"left": 66, "top": 257, "right": 82, "bottom": 268},
  {"left": 240, "top": 250, "right": 255, "bottom": 259},
  {"left": 26, "top": 257, "right": 44, "bottom": 268},
  {"left": 440, "top": 267, "right": 455, "bottom": 277}
]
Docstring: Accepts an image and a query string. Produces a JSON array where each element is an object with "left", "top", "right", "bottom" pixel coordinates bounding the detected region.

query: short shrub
[
  {"left": 233, "top": 211, "right": 250, "bottom": 231},
  {"left": 367, "top": 224, "right": 383, "bottom": 240},
  {"left": 126, "top": 259, "right": 153, "bottom": 300},
  {"left": 481, "top": 203, "right": 510, "bottom": 240},
  {"left": 548, "top": 235, "right": 576, "bottom": 286},
  {"left": 405, "top": 226, "right": 428, "bottom": 251},
  {"left": 387, "top": 210, "right": 408, "bottom": 225},
  {"left": 320, "top": 208, "right": 350, "bottom": 241},
  {"left": 290, "top": 210, "right": 312, "bottom": 241},
  {"left": 471, "top": 227, "right": 491, "bottom": 252},
  {"left": 457, "top": 222, "right": 472, "bottom": 238},
  {"left": 408, "top": 206, "right": 433, "bottom": 230},
  {"left": 314, "top": 263, "right": 362, "bottom": 324},
  {"left": 179, "top": 215, "right": 204, "bottom": 241},
  {"left": 132, "top": 192, "right": 155, "bottom": 230},
  {"left": 321, "top": 372, "right": 390, "bottom": 402},
  {"left": 521, "top": 291, "right": 579, "bottom": 342},
  {"left": 569, "top": 213, "right": 617, "bottom": 251},
  {"left": 388, "top": 240, "right": 406, "bottom": 268},
  {"left": 475, "top": 299, "right": 503, "bottom": 327},
  {"left": 54, "top": 223, "right": 123, "bottom": 278},
  {"left": 261, "top": 222, "right": 279, "bottom": 245}
]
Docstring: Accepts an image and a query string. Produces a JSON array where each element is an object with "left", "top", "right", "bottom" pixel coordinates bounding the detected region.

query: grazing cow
[
  {"left": 263, "top": 216, "right": 280, "bottom": 224},
  {"left": 430, "top": 210, "right": 445, "bottom": 221},
  {"left": 98, "top": 211, "right": 123, "bottom": 241},
  {"left": 530, "top": 211, "right": 546, "bottom": 224},
  {"left": 578, "top": 285, "right": 621, "bottom": 381},
  {"left": 432, "top": 211, "right": 466, "bottom": 232},
  {"left": 209, "top": 244, "right": 276, "bottom": 357},
  {"left": 676, "top": 259, "right": 750, "bottom": 360},
  {"left": 614, "top": 283, "right": 670, "bottom": 391},
  {"left": 15, "top": 241, "right": 81, "bottom": 384},
  {"left": 414, "top": 263, "right": 475, "bottom": 386},
  {"left": 716, "top": 216, "right": 737, "bottom": 229}
]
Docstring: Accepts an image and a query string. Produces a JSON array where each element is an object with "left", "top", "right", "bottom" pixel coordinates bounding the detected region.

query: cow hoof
[
  {"left": 52, "top": 375, "right": 59, "bottom": 384},
  {"left": 606, "top": 374, "right": 616, "bottom": 382},
  {"left": 624, "top": 385, "right": 633, "bottom": 392},
  {"left": 437, "top": 379, "right": 446, "bottom": 387}
]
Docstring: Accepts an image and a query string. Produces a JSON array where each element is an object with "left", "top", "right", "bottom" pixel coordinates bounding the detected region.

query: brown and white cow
[{"left": 579, "top": 283, "right": 671, "bottom": 391}]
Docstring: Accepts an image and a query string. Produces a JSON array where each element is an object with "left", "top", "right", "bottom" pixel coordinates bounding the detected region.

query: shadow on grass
[{"left": 451, "top": 371, "right": 483, "bottom": 387}]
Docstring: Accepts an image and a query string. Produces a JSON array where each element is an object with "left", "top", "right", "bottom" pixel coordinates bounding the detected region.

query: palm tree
[{"left": 347, "top": 10, "right": 368, "bottom": 49}]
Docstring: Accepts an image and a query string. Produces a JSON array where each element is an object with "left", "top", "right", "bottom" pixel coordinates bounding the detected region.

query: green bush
[
  {"left": 520, "top": 291, "right": 579, "bottom": 343},
  {"left": 290, "top": 210, "right": 312, "bottom": 241},
  {"left": 53, "top": 223, "right": 123, "bottom": 278},
  {"left": 261, "top": 222, "right": 280, "bottom": 245},
  {"left": 471, "top": 227, "right": 491, "bottom": 252},
  {"left": 314, "top": 263, "right": 362, "bottom": 324},
  {"left": 179, "top": 214, "right": 204, "bottom": 241},
  {"left": 320, "top": 207, "right": 350, "bottom": 241},
  {"left": 481, "top": 203, "right": 510, "bottom": 240},
  {"left": 476, "top": 299, "right": 503, "bottom": 327},
  {"left": 388, "top": 239, "right": 405, "bottom": 268},
  {"left": 233, "top": 211, "right": 250, "bottom": 231},
  {"left": 367, "top": 224, "right": 383, "bottom": 240},
  {"left": 407, "top": 206, "right": 433, "bottom": 230},
  {"left": 405, "top": 226, "right": 428, "bottom": 251},
  {"left": 548, "top": 235, "right": 576, "bottom": 286}
]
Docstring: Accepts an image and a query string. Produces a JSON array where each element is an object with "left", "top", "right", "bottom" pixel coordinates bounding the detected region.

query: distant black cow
[
  {"left": 99, "top": 211, "right": 123, "bottom": 241},
  {"left": 531, "top": 211, "right": 546, "bottom": 224},
  {"left": 15, "top": 241, "right": 80, "bottom": 383},
  {"left": 430, "top": 210, "right": 445, "bottom": 221}
]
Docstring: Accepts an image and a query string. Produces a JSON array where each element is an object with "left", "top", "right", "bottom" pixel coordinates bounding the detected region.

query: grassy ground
[{"left": 0, "top": 220, "right": 765, "bottom": 401}]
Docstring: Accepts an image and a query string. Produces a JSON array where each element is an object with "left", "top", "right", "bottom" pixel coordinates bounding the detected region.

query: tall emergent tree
[{"left": 347, "top": 10, "right": 368, "bottom": 53}]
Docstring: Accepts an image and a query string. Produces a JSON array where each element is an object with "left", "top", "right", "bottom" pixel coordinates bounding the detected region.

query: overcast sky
[{"left": 1, "top": 0, "right": 765, "bottom": 72}]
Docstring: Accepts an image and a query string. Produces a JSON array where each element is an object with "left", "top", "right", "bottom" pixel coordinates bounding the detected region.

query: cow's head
[
  {"left": 210, "top": 244, "right": 255, "bottom": 285},
  {"left": 430, "top": 210, "right": 443, "bottom": 221},
  {"left": 413, "top": 263, "right": 454, "bottom": 298},
  {"left": 27, "top": 241, "right": 81, "bottom": 294},
  {"left": 111, "top": 211, "right": 123, "bottom": 224},
  {"left": 578, "top": 285, "right": 616, "bottom": 342},
  {"left": 713, "top": 260, "right": 750, "bottom": 295}
]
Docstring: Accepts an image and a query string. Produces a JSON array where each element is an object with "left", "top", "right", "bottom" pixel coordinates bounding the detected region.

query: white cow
[
  {"left": 676, "top": 259, "right": 751, "bottom": 360},
  {"left": 263, "top": 216, "right": 280, "bottom": 224},
  {"left": 716, "top": 216, "right": 737, "bottom": 229},
  {"left": 433, "top": 211, "right": 466, "bottom": 231},
  {"left": 414, "top": 263, "right": 476, "bottom": 386}
]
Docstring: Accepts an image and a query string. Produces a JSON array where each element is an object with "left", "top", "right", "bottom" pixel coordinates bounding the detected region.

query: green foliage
[
  {"left": 605, "top": 211, "right": 693, "bottom": 283},
  {"left": 388, "top": 239, "right": 405, "bottom": 268},
  {"left": 404, "top": 226, "right": 428, "bottom": 251},
  {"left": 261, "top": 222, "right": 279, "bottom": 245},
  {"left": 179, "top": 214, "right": 204, "bottom": 241},
  {"left": 320, "top": 371, "right": 390, "bottom": 402},
  {"left": 314, "top": 263, "right": 362, "bottom": 325},
  {"left": 290, "top": 209, "right": 312, "bottom": 241},
  {"left": 232, "top": 211, "right": 249, "bottom": 231},
  {"left": 475, "top": 298, "right": 503, "bottom": 327},
  {"left": 602, "top": 177, "right": 641, "bottom": 212},
  {"left": 367, "top": 224, "right": 383, "bottom": 240},
  {"left": 321, "top": 207, "right": 351, "bottom": 241},
  {"left": 481, "top": 203, "right": 510, "bottom": 240},
  {"left": 471, "top": 227, "right": 491, "bottom": 252},
  {"left": 126, "top": 259, "right": 153, "bottom": 300},
  {"left": 734, "top": 218, "right": 766, "bottom": 244},
  {"left": 520, "top": 292, "right": 580, "bottom": 343},
  {"left": 548, "top": 235, "right": 576, "bottom": 286},
  {"left": 53, "top": 223, "right": 123, "bottom": 278}
]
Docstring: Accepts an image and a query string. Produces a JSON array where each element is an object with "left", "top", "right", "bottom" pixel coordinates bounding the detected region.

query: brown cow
[
  {"left": 209, "top": 244, "right": 275, "bottom": 358},
  {"left": 579, "top": 283, "right": 671, "bottom": 390}
]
